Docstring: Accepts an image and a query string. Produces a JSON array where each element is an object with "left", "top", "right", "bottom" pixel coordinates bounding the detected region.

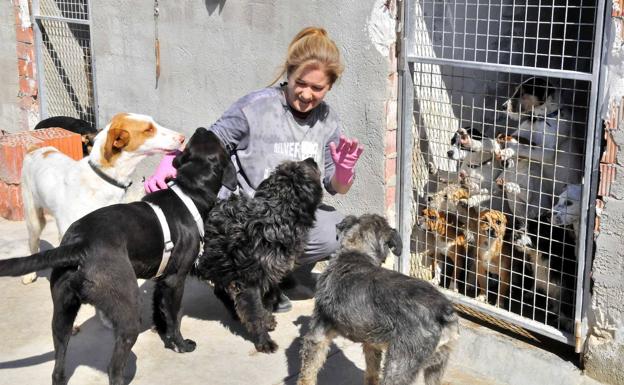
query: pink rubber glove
[
  {"left": 144, "top": 152, "right": 179, "bottom": 193},
  {"left": 329, "top": 135, "right": 365, "bottom": 186}
]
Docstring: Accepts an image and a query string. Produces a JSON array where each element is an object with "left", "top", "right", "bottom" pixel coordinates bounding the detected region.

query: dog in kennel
[{"left": 419, "top": 77, "right": 581, "bottom": 325}]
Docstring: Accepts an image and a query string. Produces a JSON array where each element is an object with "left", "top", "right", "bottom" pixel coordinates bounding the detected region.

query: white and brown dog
[{"left": 20, "top": 112, "right": 184, "bottom": 284}]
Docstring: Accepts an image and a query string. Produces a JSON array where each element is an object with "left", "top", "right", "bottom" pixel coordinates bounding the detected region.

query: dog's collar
[{"left": 88, "top": 160, "right": 132, "bottom": 191}]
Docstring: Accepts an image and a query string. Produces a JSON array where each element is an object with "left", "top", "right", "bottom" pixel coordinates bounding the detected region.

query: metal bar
[
  {"left": 86, "top": 0, "right": 98, "bottom": 127},
  {"left": 406, "top": 55, "right": 594, "bottom": 81},
  {"left": 34, "top": 14, "right": 91, "bottom": 25},
  {"left": 576, "top": 0, "right": 609, "bottom": 354},
  {"left": 32, "top": 0, "right": 48, "bottom": 121},
  {"left": 396, "top": 67, "right": 413, "bottom": 274},
  {"left": 444, "top": 289, "right": 574, "bottom": 345},
  {"left": 397, "top": 0, "right": 414, "bottom": 275}
]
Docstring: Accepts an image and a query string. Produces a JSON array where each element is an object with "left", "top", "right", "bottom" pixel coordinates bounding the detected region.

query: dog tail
[{"left": 0, "top": 243, "right": 85, "bottom": 276}]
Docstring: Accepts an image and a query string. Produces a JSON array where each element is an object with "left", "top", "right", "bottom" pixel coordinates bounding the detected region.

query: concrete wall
[
  {"left": 0, "top": 1, "right": 20, "bottom": 132},
  {"left": 583, "top": 14, "right": 624, "bottom": 384},
  {"left": 89, "top": 0, "right": 395, "bottom": 216}
]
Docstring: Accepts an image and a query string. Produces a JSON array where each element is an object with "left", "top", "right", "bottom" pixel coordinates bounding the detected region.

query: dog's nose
[
  {"left": 488, "top": 228, "right": 497, "bottom": 238},
  {"left": 447, "top": 150, "right": 455, "bottom": 159}
]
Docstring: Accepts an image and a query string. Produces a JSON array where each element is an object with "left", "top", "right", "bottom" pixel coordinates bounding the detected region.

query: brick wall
[
  {"left": 13, "top": 0, "right": 38, "bottom": 131},
  {"left": 384, "top": 0, "right": 399, "bottom": 226}
]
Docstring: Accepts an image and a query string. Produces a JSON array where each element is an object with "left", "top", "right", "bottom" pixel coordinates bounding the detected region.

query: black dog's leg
[
  {"left": 297, "top": 317, "right": 336, "bottom": 385},
  {"left": 233, "top": 285, "right": 277, "bottom": 353},
  {"left": 50, "top": 278, "right": 81, "bottom": 385},
  {"left": 153, "top": 277, "right": 196, "bottom": 353},
  {"left": 107, "top": 304, "right": 140, "bottom": 385},
  {"left": 363, "top": 343, "right": 383, "bottom": 385},
  {"left": 262, "top": 286, "right": 281, "bottom": 331},
  {"left": 214, "top": 284, "right": 239, "bottom": 320}
]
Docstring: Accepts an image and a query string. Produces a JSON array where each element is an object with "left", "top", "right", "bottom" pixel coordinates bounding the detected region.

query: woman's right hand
[{"left": 144, "top": 152, "right": 179, "bottom": 193}]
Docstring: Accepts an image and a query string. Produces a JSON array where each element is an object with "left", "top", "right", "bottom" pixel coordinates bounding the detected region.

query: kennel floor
[{"left": 0, "top": 216, "right": 596, "bottom": 385}]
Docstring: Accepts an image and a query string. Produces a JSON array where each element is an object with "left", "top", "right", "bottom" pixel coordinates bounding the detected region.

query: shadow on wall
[{"left": 205, "top": 0, "right": 227, "bottom": 15}]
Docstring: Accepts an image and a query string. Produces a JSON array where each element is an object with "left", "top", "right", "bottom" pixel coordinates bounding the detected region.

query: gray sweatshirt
[{"left": 209, "top": 85, "right": 341, "bottom": 197}]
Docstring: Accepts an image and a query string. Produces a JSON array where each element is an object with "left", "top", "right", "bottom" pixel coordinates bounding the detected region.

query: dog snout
[
  {"left": 487, "top": 227, "right": 498, "bottom": 238},
  {"left": 447, "top": 149, "right": 455, "bottom": 159}
]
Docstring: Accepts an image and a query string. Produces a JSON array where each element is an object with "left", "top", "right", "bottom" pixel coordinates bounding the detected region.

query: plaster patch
[
  {"left": 18, "top": 0, "right": 31, "bottom": 30},
  {"left": 367, "top": 0, "right": 396, "bottom": 57},
  {"left": 602, "top": 19, "right": 624, "bottom": 118}
]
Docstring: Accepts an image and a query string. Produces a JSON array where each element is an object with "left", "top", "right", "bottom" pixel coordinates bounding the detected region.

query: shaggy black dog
[
  {"left": 297, "top": 214, "right": 458, "bottom": 385},
  {"left": 194, "top": 157, "right": 323, "bottom": 353},
  {"left": 0, "top": 128, "right": 236, "bottom": 385},
  {"left": 34, "top": 115, "right": 99, "bottom": 157}
]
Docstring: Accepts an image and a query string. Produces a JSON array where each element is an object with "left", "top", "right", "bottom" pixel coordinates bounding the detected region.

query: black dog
[
  {"left": 34, "top": 115, "right": 100, "bottom": 157},
  {"left": 297, "top": 214, "right": 458, "bottom": 385},
  {"left": 0, "top": 128, "right": 236, "bottom": 385},
  {"left": 193, "top": 157, "right": 323, "bottom": 353}
]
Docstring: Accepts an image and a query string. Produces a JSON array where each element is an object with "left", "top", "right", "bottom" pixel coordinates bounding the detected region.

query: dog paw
[
  {"left": 503, "top": 158, "right": 515, "bottom": 169},
  {"left": 495, "top": 148, "right": 515, "bottom": 161},
  {"left": 255, "top": 336, "right": 278, "bottom": 353},
  {"left": 171, "top": 338, "right": 197, "bottom": 353},
  {"left": 504, "top": 182, "right": 521, "bottom": 194},
  {"left": 476, "top": 294, "right": 488, "bottom": 303},
  {"left": 428, "top": 161, "right": 438, "bottom": 175},
  {"left": 21, "top": 272, "right": 37, "bottom": 285}
]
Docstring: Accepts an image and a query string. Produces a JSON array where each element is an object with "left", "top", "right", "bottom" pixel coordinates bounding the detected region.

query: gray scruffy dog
[{"left": 297, "top": 214, "right": 459, "bottom": 385}]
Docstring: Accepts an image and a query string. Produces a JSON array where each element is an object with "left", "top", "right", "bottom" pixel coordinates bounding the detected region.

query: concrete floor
[{"left": 0, "top": 216, "right": 597, "bottom": 385}]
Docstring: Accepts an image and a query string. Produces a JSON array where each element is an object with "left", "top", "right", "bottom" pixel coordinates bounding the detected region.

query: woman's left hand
[{"left": 330, "top": 135, "right": 364, "bottom": 186}]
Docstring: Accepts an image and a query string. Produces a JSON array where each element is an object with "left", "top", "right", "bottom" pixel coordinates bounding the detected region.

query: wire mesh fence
[
  {"left": 34, "top": 0, "right": 96, "bottom": 127},
  {"left": 410, "top": 0, "right": 597, "bottom": 73},
  {"left": 402, "top": 0, "right": 605, "bottom": 345},
  {"left": 411, "top": 67, "right": 588, "bottom": 334}
]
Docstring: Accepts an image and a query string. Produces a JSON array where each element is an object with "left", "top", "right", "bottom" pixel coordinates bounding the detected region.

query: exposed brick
[
  {"left": 16, "top": 42, "right": 33, "bottom": 62},
  {"left": 0, "top": 133, "right": 42, "bottom": 184},
  {"left": 385, "top": 129, "right": 397, "bottom": 155},
  {"left": 18, "top": 77, "right": 37, "bottom": 95},
  {"left": 30, "top": 128, "right": 83, "bottom": 161},
  {"left": 385, "top": 157, "right": 397, "bottom": 180},
  {"left": 386, "top": 185, "right": 396, "bottom": 210},
  {"left": 598, "top": 163, "right": 616, "bottom": 197},
  {"left": 0, "top": 129, "right": 82, "bottom": 185},
  {"left": 15, "top": 26, "right": 33, "bottom": 44},
  {"left": 17, "top": 58, "right": 34, "bottom": 78},
  {"left": 18, "top": 95, "right": 36, "bottom": 111},
  {"left": 601, "top": 131, "right": 617, "bottom": 164},
  {"left": 0, "top": 181, "right": 23, "bottom": 221}
]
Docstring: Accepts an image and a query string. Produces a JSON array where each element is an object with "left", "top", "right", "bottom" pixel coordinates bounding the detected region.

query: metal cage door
[
  {"left": 32, "top": 0, "right": 97, "bottom": 127},
  {"left": 397, "top": 0, "right": 608, "bottom": 352}
]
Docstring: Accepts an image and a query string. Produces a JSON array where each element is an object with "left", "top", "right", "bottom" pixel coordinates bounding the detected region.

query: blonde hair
[{"left": 270, "top": 27, "right": 344, "bottom": 86}]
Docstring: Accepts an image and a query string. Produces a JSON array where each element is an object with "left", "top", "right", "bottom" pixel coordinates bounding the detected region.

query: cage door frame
[{"left": 397, "top": 0, "right": 608, "bottom": 352}]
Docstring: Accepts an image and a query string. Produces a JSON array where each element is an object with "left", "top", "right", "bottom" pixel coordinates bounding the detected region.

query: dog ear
[
  {"left": 303, "top": 157, "right": 318, "bottom": 169},
  {"left": 103, "top": 128, "right": 130, "bottom": 160},
  {"left": 221, "top": 159, "right": 238, "bottom": 191},
  {"left": 336, "top": 215, "right": 358, "bottom": 236},
  {"left": 387, "top": 229, "right": 403, "bottom": 256}
]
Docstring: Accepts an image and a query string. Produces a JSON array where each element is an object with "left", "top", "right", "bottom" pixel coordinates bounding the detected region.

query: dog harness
[{"left": 147, "top": 182, "right": 205, "bottom": 279}]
